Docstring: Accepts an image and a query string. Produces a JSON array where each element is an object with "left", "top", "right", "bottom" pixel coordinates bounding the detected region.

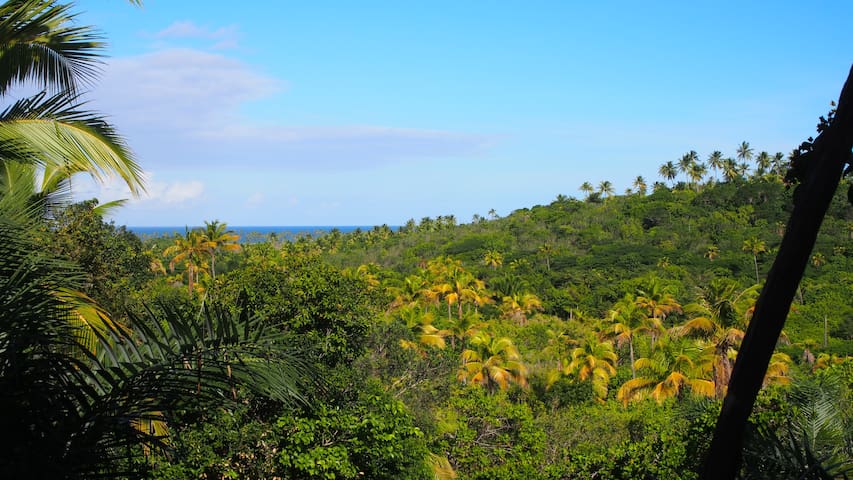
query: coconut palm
[
  {"left": 500, "top": 291, "right": 543, "bottom": 325},
  {"left": 632, "top": 175, "right": 647, "bottom": 195},
  {"left": 742, "top": 237, "right": 767, "bottom": 283},
  {"left": 397, "top": 306, "right": 447, "bottom": 354},
  {"left": 722, "top": 157, "right": 740, "bottom": 182},
  {"left": 444, "top": 310, "right": 487, "bottom": 350},
  {"left": 754, "top": 151, "right": 772, "bottom": 177},
  {"left": 538, "top": 242, "right": 554, "bottom": 271},
  {"left": 736, "top": 141, "right": 754, "bottom": 165},
  {"left": 688, "top": 161, "right": 707, "bottom": 190},
  {"left": 659, "top": 161, "right": 678, "bottom": 186},
  {"left": 635, "top": 278, "right": 682, "bottom": 349},
  {"left": 707, "top": 150, "right": 724, "bottom": 180},
  {"left": 705, "top": 244, "right": 720, "bottom": 262},
  {"left": 579, "top": 181, "right": 594, "bottom": 199},
  {"left": 678, "top": 151, "right": 698, "bottom": 183},
  {"left": 670, "top": 279, "right": 759, "bottom": 398},
  {"left": 564, "top": 332, "right": 618, "bottom": 402},
  {"left": 165, "top": 228, "right": 215, "bottom": 295},
  {"left": 458, "top": 331, "right": 527, "bottom": 392},
  {"left": 202, "top": 220, "right": 241, "bottom": 281},
  {"left": 617, "top": 338, "right": 715, "bottom": 405},
  {"left": 387, "top": 272, "right": 432, "bottom": 310},
  {"left": 598, "top": 180, "right": 614, "bottom": 199},
  {"left": 609, "top": 294, "right": 645, "bottom": 379},
  {"left": 483, "top": 249, "right": 503, "bottom": 269},
  {"left": 771, "top": 151, "right": 787, "bottom": 177}
]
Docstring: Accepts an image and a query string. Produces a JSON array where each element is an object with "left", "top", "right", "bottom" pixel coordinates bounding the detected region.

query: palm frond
[
  {"left": 0, "top": 0, "right": 105, "bottom": 95},
  {"left": 0, "top": 90, "right": 144, "bottom": 195}
]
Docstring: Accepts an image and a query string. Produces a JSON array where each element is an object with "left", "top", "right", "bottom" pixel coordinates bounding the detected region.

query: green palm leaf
[{"left": 0, "top": 0, "right": 104, "bottom": 95}]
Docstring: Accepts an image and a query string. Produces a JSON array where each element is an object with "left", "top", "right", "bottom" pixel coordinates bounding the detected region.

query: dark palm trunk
[{"left": 700, "top": 65, "right": 853, "bottom": 480}]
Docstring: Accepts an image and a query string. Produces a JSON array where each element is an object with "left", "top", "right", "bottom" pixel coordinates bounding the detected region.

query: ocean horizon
[{"left": 129, "top": 225, "right": 396, "bottom": 240}]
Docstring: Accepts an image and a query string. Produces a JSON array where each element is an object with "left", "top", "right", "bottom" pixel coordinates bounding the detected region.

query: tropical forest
[{"left": 1, "top": 1, "right": 852, "bottom": 479}]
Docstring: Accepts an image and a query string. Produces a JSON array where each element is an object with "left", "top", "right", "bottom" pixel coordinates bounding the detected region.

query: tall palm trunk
[
  {"left": 713, "top": 345, "right": 732, "bottom": 399},
  {"left": 629, "top": 337, "right": 636, "bottom": 379},
  {"left": 187, "top": 263, "right": 194, "bottom": 295}
]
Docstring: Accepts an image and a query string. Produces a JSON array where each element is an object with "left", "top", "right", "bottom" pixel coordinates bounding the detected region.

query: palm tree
[
  {"left": 721, "top": 157, "right": 740, "bottom": 182},
  {"left": 659, "top": 161, "right": 678, "bottom": 187},
  {"left": 754, "top": 151, "right": 772, "bottom": 177},
  {"left": 705, "top": 245, "right": 720, "bottom": 262},
  {"left": 670, "top": 279, "right": 759, "bottom": 398},
  {"left": 736, "top": 141, "right": 753, "bottom": 166},
  {"left": 564, "top": 333, "right": 618, "bottom": 403},
  {"left": 483, "top": 249, "right": 503, "bottom": 269},
  {"left": 688, "top": 161, "right": 707, "bottom": 190},
  {"left": 538, "top": 242, "right": 553, "bottom": 271},
  {"left": 202, "top": 220, "right": 241, "bottom": 281},
  {"left": 165, "top": 228, "right": 215, "bottom": 295},
  {"left": 427, "top": 257, "right": 490, "bottom": 320},
  {"left": 444, "top": 310, "right": 486, "bottom": 350},
  {"left": 678, "top": 151, "right": 698, "bottom": 183},
  {"left": 387, "top": 272, "right": 431, "bottom": 310},
  {"left": 609, "top": 294, "right": 645, "bottom": 379},
  {"left": 397, "top": 306, "right": 447, "bottom": 354},
  {"left": 742, "top": 237, "right": 767, "bottom": 283},
  {"left": 458, "top": 331, "right": 527, "bottom": 392},
  {"left": 617, "top": 338, "right": 715, "bottom": 405},
  {"left": 635, "top": 278, "right": 682, "bottom": 349},
  {"left": 0, "top": 1, "right": 145, "bottom": 202},
  {"left": 579, "top": 181, "right": 594, "bottom": 200},
  {"left": 598, "top": 180, "right": 614, "bottom": 199},
  {"left": 707, "top": 150, "right": 724, "bottom": 181},
  {"left": 632, "top": 175, "right": 647, "bottom": 195},
  {"left": 770, "top": 152, "right": 787, "bottom": 178},
  {"left": 500, "top": 291, "right": 543, "bottom": 325}
]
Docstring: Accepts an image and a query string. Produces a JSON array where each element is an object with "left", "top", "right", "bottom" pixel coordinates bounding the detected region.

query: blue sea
[{"left": 129, "top": 225, "right": 389, "bottom": 241}]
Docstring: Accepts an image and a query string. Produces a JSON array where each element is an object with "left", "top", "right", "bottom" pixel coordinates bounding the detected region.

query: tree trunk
[
  {"left": 752, "top": 254, "right": 759, "bottom": 284},
  {"left": 700, "top": 65, "right": 853, "bottom": 480},
  {"left": 629, "top": 337, "right": 636, "bottom": 379},
  {"left": 187, "top": 263, "right": 194, "bottom": 295}
]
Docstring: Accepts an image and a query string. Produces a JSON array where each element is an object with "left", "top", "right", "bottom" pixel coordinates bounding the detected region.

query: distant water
[{"left": 129, "top": 225, "right": 384, "bottom": 241}]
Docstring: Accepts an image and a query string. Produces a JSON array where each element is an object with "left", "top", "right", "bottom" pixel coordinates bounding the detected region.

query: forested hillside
[
  {"left": 1, "top": 1, "right": 851, "bottom": 478},
  {"left": 36, "top": 159, "right": 850, "bottom": 479}
]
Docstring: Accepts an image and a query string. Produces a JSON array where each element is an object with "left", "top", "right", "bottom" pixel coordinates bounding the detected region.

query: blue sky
[{"left": 73, "top": 1, "right": 853, "bottom": 226}]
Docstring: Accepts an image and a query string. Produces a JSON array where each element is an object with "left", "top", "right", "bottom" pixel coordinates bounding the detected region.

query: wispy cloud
[
  {"left": 90, "top": 47, "right": 493, "bottom": 171},
  {"left": 76, "top": 173, "right": 205, "bottom": 208},
  {"left": 245, "top": 192, "right": 264, "bottom": 207},
  {"left": 153, "top": 21, "right": 240, "bottom": 49}
]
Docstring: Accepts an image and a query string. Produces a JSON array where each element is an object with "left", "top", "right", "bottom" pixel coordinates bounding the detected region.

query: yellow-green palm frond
[
  {"left": 617, "top": 377, "right": 656, "bottom": 404},
  {"left": 0, "top": 92, "right": 144, "bottom": 195},
  {"left": 690, "top": 378, "right": 717, "bottom": 398},
  {"left": 427, "top": 452, "right": 457, "bottom": 480},
  {"left": 54, "top": 287, "right": 127, "bottom": 354}
]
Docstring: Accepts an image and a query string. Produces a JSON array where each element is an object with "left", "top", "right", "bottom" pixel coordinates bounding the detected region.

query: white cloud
[
  {"left": 153, "top": 180, "right": 205, "bottom": 204},
  {"left": 89, "top": 46, "right": 493, "bottom": 172},
  {"left": 93, "top": 48, "right": 279, "bottom": 133},
  {"left": 245, "top": 192, "right": 264, "bottom": 207},
  {"left": 74, "top": 172, "right": 204, "bottom": 207},
  {"left": 153, "top": 21, "right": 240, "bottom": 49}
]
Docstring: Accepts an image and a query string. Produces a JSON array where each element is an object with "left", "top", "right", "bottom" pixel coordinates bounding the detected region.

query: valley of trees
[{"left": 1, "top": 1, "right": 851, "bottom": 479}]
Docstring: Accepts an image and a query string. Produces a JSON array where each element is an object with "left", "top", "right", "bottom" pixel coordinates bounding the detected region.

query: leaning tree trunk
[{"left": 700, "top": 65, "right": 853, "bottom": 479}]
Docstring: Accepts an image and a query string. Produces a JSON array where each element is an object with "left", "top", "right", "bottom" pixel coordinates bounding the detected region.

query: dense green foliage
[
  {"left": 0, "top": 2, "right": 850, "bottom": 478},
  {"left": 128, "top": 162, "right": 851, "bottom": 479}
]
